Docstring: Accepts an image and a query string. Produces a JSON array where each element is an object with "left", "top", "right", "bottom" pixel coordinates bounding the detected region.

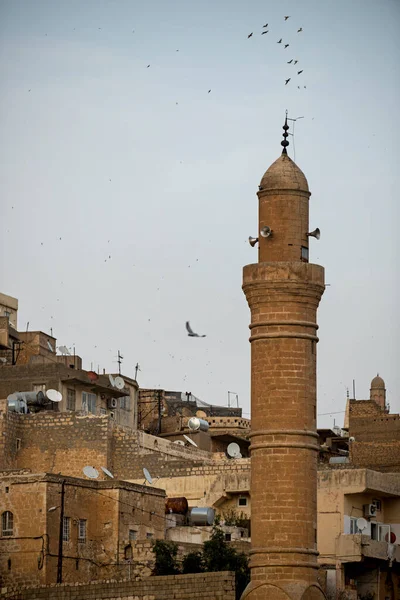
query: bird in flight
[
  {"left": 186, "top": 322, "right": 206, "bottom": 338},
  {"left": 284, "top": 16, "right": 290, "bottom": 20},
  {"left": 297, "top": 27, "right": 303, "bottom": 33},
  {"left": 261, "top": 30, "right": 269, "bottom": 35},
  {"left": 277, "top": 38, "right": 282, "bottom": 43},
  {"left": 208, "top": 89, "right": 211, "bottom": 93},
  {"left": 263, "top": 23, "right": 268, "bottom": 28},
  {"left": 248, "top": 32, "right": 253, "bottom": 38},
  {"left": 287, "top": 59, "right": 293, "bottom": 64},
  {"left": 294, "top": 60, "right": 298, "bottom": 64},
  {"left": 285, "top": 78, "right": 291, "bottom": 85},
  {"left": 284, "top": 44, "right": 289, "bottom": 48},
  {"left": 297, "top": 70, "right": 303, "bottom": 75},
  {"left": 147, "top": 65, "right": 150, "bottom": 68}
]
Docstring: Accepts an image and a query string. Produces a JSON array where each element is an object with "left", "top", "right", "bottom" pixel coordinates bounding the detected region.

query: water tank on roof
[
  {"left": 165, "top": 497, "right": 189, "bottom": 515},
  {"left": 7, "top": 394, "right": 28, "bottom": 414},
  {"left": 188, "top": 417, "right": 209, "bottom": 432},
  {"left": 189, "top": 507, "right": 215, "bottom": 526}
]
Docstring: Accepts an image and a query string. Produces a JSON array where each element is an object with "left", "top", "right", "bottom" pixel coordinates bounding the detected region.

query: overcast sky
[{"left": 0, "top": 0, "right": 399, "bottom": 428}]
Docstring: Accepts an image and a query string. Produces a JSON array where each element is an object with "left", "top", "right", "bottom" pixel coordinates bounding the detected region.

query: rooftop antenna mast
[
  {"left": 286, "top": 114, "right": 304, "bottom": 163},
  {"left": 135, "top": 362, "right": 141, "bottom": 380},
  {"left": 117, "top": 350, "right": 123, "bottom": 375},
  {"left": 228, "top": 391, "right": 239, "bottom": 408}
]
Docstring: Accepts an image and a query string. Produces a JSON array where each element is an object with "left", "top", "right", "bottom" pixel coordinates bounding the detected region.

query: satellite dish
[
  {"left": 227, "top": 442, "right": 241, "bottom": 458},
  {"left": 46, "top": 389, "right": 62, "bottom": 403},
  {"left": 356, "top": 517, "right": 368, "bottom": 532},
  {"left": 109, "top": 374, "right": 116, "bottom": 387},
  {"left": 87, "top": 371, "right": 99, "bottom": 382},
  {"left": 143, "top": 468, "right": 153, "bottom": 485},
  {"left": 83, "top": 466, "right": 99, "bottom": 479},
  {"left": 47, "top": 341, "right": 54, "bottom": 352},
  {"left": 58, "top": 345, "right": 70, "bottom": 355},
  {"left": 173, "top": 440, "right": 185, "bottom": 446},
  {"left": 349, "top": 436, "right": 356, "bottom": 442},
  {"left": 260, "top": 226, "right": 272, "bottom": 238},
  {"left": 183, "top": 434, "right": 198, "bottom": 448},
  {"left": 114, "top": 376, "right": 125, "bottom": 390},
  {"left": 101, "top": 466, "right": 114, "bottom": 479}
]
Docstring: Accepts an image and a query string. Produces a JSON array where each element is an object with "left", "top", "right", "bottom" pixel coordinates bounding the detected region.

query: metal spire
[{"left": 281, "top": 110, "right": 289, "bottom": 155}]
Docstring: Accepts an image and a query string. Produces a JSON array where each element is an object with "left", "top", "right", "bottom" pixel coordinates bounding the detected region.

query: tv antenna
[
  {"left": 135, "top": 362, "right": 141, "bottom": 380},
  {"left": 228, "top": 391, "right": 239, "bottom": 408},
  {"left": 117, "top": 350, "right": 123, "bottom": 375},
  {"left": 286, "top": 114, "right": 304, "bottom": 163}
]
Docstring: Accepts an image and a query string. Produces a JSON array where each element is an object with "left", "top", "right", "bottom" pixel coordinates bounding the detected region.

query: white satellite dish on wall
[
  {"left": 356, "top": 517, "right": 368, "bottom": 532},
  {"left": 114, "top": 376, "right": 125, "bottom": 390},
  {"left": 46, "top": 389, "right": 63, "bottom": 403},
  {"left": 143, "top": 468, "right": 153, "bottom": 485},
  {"left": 227, "top": 442, "right": 241, "bottom": 458},
  {"left": 101, "top": 466, "right": 114, "bottom": 479},
  {"left": 183, "top": 434, "right": 198, "bottom": 448},
  {"left": 83, "top": 466, "right": 99, "bottom": 479},
  {"left": 109, "top": 374, "right": 116, "bottom": 387}
]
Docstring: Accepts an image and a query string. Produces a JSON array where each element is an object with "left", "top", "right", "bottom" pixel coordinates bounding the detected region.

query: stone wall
[{"left": 0, "top": 572, "right": 236, "bottom": 600}]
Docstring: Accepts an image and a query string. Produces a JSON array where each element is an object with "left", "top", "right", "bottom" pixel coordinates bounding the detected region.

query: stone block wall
[{"left": 0, "top": 572, "right": 236, "bottom": 600}]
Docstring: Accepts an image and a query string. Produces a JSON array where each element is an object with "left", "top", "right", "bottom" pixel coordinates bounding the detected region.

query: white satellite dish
[
  {"left": 356, "top": 517, "right": 368, "bottom": 532},
  {"left": 83, "top": 466, "right": 99, "bottom": 479},
  {"left": 227, "top": 442, "right": 241, "bottom": 458},
  {"left": 58, "top": 345, "right": 70, "bottom": 356},
  {"left": 183, "top": 434, "right": 198, "bottom": 448},
  {"left": 47, "top": 341, "right": 54, "bottom": 352},
  {"left": 109, "top": 374, "right": 116, "bottom": 387},
  {"left": 101, "top": 466, "right": 114, "bottom": 478},
  {"left": 143, "top": 468, "right": 153, "bottom": 485},
  {"left": 114, "top": 376, "right": 125, "bottom": 390},
  {"left": 46, "top": 389, "right": 63, "bottom": 403},
  {"left": 173, "top": 440, "right": 185, "bottom": 446}
]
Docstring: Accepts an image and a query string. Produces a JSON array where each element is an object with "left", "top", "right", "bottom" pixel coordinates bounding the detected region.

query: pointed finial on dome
[{"left": 281, "top": 110, "right": 290, "bottom": 155}]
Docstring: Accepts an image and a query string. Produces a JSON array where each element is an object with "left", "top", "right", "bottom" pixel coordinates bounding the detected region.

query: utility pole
[
  {"left": 57, "top": 479, "right": 66, "bottom": 584},
  {"left": 117, "top": 350, "right": 123, "bottom": 375}
]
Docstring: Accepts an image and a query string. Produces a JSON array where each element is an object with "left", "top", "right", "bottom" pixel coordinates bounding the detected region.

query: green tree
[
  {"left": 182, "top": 551, "right": 205, "bottom": 574},
  {"left": 152, "top": 540, "right": 180, "bottom": 576}
]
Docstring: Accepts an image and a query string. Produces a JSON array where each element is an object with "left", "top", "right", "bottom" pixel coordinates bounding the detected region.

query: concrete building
[
  {"left": 241, "top": 119, "right": 326, "bottom": 599},
  {"left": 0, "top": 472, "right": 165, "bottom": 588}
]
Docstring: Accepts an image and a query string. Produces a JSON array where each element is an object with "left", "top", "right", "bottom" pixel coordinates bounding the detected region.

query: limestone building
[{"left": 242, "top": 119, "right": 326, "bottom": 599}]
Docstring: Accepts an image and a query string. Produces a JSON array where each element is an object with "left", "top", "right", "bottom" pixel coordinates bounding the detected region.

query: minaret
[{"left": 242, "top": 117, "right": 326, "bottom": 600}]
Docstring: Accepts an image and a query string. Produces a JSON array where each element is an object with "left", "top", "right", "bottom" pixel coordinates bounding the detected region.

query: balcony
[{"left": 336, "top": 533, "right": 400, "bottom": 563}]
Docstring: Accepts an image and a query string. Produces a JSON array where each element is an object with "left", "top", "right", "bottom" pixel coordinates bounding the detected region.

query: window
[
  {"left": 33, "top": 384, "right": 46, "bottom": 393},
  {"left": 224, "top": 533, "right": 232, "bottom": 541},
  {"left": 238, "top": 497, "right": 248, "bottom": 507},
  {"left": 2, "top": 511, "right": 13, "bottom": 537},
  {"left": 129, "top": 529, "right": 137, "bottom": 541},
  {"left": 120, "top": 393, "right": 130, "bottom": 410},
  {"left": 146, "top": 532, "right": 154, "bottom": 539},
  {"left": 100, "top": 408, "right": 107, "bottom": 416},
  {"left": 4, "top": 310, "right": 11, "bottom": 318},
  {"left": 62, "top": 517, "right": 71, "bottom": 542},
  {"left": 67, "top": 389, "right": 76, "bottom": 411},
  {"left": 349, "top": 517, "right": 361, "bottom": 534},
  {"left": 16, "top": 438, "right": 21, "bottom": 451},
  {"left": 78, "top": 519, "right": 86, "bottom": 542},
  {"left": 82, "top": 392, "right": 96, "bottom": 414},
  {"left": 301, "top": 246, "right": 309, "bottom": 262}
]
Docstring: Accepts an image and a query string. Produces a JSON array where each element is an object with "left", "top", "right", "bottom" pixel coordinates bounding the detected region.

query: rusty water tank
[
  {"left": 165, "top": 497, "right": 189, "bottom": 515},
  {"left": 189, "top": 507, "right": 215, "bottom": 526},
  {"left": 188, "top": 417, "right": 209, "bottom": 432}
]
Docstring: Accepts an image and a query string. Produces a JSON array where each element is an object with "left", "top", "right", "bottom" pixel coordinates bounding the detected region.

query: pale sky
[{"left": 0, "top": 0, "right": 399, "bottom": 428}]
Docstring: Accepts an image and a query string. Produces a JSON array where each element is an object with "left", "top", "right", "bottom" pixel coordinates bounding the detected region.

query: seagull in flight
[
  {"left": 248, "top": 32, "right": 253, "bottom": 38},
  {"left": 297, "top": 27, "right": 303, "bottom": 33},
  {"left": 297, "top": 70, "right": 303, "bottom": 75},
  {"left": 263, "top": 23, "right": 268, "bottom": 28},
  {"left": 277, "top": 38, "right": 282, "bottom": 43},
  {"left": 284, "top": 44, "right": 289, "bottom": 49},
  {"left": 261, "top": 30, "right": 269, "bottom": 35},
  {"left": 186, "top": 322, "right": 206, "bottom": 338},
  {"left": 285, "top": 78, "right": 291, "bottom": 85},
  {"left": 287, "top": 59, "right": 293, "bottom": 64},
  {"left": 294, "top": 60, "right": 298, "bottom": 65},
  {"left": 284, "top": 16, "right": 290, "bottom": 20}
]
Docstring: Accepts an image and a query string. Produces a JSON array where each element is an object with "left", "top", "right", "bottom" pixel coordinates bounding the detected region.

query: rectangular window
[
  {"left": 224, "top": 533, "right": 232, "bottom": 541},
  {"left": 238, "top": 497, "right": 248, "bottom": 507},
  {"left": 78, "top": 519, "right": 87, "bottom": 542},
  {"left": 33, "top": 383, "right": 46, "bottom": 393},
  {"left": 129, "top": 529, "right": 137, "bottom": 541},
  {"left": 16, "top": 438, "right": 21, "bottom": 451},
  {"left": 82, "top": 392, "right": 97, "bottom": 414},
  {"left": 146, "top": 532, "right": 154, "bottom": 539},
  {"left": 301, "top": 246, "right": 309, "bottom": 262},
  {"left": 67, "top": 389, "right": 76, "bottom": 411},
  {"left": 100, "top": 408, "right": 107, "bottom": 415},
  {"left": 2, "top": 511, "right": 13, "bottom": 536},
  {"left": 62, "top": 517, "right": 71, "bottom": 542},
  {"left": 120, "top": 393, "right": 130, "bottom": 410}
]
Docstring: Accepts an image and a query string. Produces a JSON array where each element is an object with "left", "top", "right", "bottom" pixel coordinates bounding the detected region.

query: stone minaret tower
[{"left": 242, "top": 117, "right": 326, "bottom": 600}]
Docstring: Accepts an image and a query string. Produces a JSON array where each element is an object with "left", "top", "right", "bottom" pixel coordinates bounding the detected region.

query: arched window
[{"left": 2, "top": 511, "right": 13, "bottom": 537}]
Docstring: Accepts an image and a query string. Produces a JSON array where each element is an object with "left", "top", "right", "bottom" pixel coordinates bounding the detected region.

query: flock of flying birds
[{"left": 247, "top": 15, "right": 306, "bottom": 88}]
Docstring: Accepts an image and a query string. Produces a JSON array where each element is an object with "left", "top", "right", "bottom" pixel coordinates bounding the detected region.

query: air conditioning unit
[
  {"left": 108, "top": 398, "right": 118, "bottom": 409},
  {"left": 363, "top": 504, "right": 377, "bottom": 518}
]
